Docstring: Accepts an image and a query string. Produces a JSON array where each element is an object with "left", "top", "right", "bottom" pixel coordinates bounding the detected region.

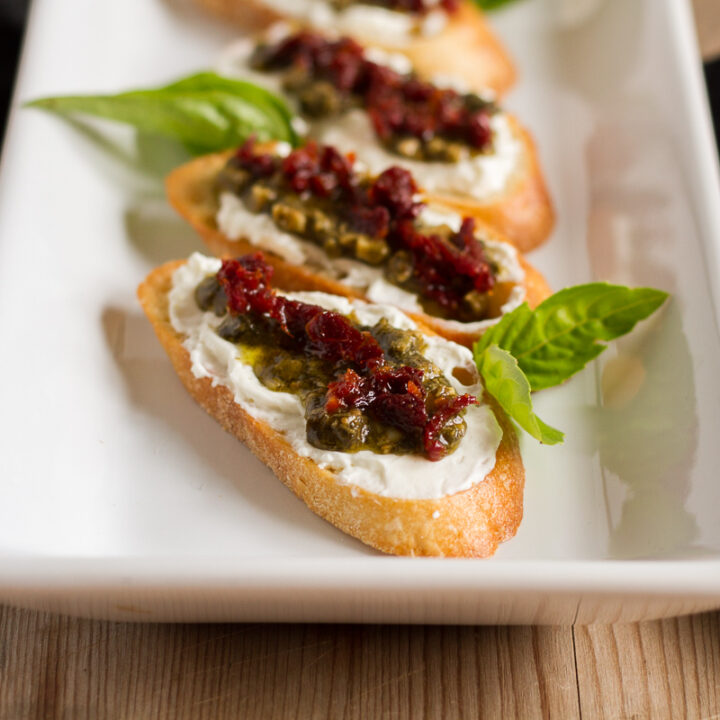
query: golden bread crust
[
  {"left": 165, "top": 150, "right": 552, "bottom": 348},
  {"left": 400, "top": 2, "right": 516, "bottom": 97},
  {"left": 192, "top": 0, "right": 515, "bottom": 96},
  {"left": 138, "top": 260, "right": 525, "bottom": 557},
  {"left": 192, "top": 0, "right": 278, "bottom": 30}
]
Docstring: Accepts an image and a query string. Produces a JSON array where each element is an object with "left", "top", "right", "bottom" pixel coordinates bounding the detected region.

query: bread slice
[
  {"left": 165, "top": 150, "right": 552, "bottom": 347},
  {"left": 213, "top": 28, "right": 551, "bottom": 251},
  {"left": 138, "top": 259, "right": 525, "bottom": 557},
  {"left": 194, "top": 0, "right": 516, "bottom": 97}
]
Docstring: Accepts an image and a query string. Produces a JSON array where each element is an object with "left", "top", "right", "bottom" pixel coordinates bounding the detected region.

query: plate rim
[{"left": 1, "top": 0, "right": 720, "bottom": 615}]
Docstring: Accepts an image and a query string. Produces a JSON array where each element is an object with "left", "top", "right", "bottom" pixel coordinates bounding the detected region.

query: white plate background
[{"left": 1, "top": 0, "right": 719, "bottom": 623}]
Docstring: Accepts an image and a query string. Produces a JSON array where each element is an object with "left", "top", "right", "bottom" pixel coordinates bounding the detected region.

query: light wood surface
[
  {"left": 694, "top": 0, "right": 720, "bottom": 60},
  {"left": 1, "top": 605, "right": 718, "bottom": 719},
  {"left": 1, "top": 3, "right": 719, "bottom": 720}
]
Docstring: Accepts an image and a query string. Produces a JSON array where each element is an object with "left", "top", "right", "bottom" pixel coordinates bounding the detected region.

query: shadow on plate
[
  {"left": 582, "top": 113, "right": 710, "bottom": 559},
  {"left": 124, "top": 197, "right": 204, "bottom": 265},
  {"left": 43, "top": 115, "right": 191, "bottom": 189},
  {"left": 596, "top": 302, "right": 701, "bottom": 559},
  {"left": 100, "top": 305, "right": 375, "bottom": 556}
]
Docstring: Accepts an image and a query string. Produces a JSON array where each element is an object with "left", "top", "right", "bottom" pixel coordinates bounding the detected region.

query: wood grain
[
  {"left": 2, "top": 605, "right": 720, "bottom": 720},
  {"left": 0, "top": 605, "right": 580, "bottom": 720},
  {"left": 574, "top": 614, "right": 720, "bottom": 720},
  {"left": 693, "top": 0, "right": 720, "bottom": 60}
]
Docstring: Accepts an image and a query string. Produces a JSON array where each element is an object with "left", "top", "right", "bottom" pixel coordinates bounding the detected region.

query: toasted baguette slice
[
  {"left": 195, "top": 0, "right": 515, "bottom": 96},
  {"left": 166, "top": 151, "right": 552, "bottom": 347},
  {"left": 216, "top": 29, "right": 551, "bottom": 251},
  {"left": 138, "top": 259, "right": 525, "bottom": 557}
]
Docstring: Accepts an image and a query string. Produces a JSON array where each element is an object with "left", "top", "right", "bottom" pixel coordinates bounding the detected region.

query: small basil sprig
[
  {"left": 26, "top": 72, "right": 299, "bottom": 153},
  {"left": 474, "top": 283, "right": 669, "bottom": 443}
]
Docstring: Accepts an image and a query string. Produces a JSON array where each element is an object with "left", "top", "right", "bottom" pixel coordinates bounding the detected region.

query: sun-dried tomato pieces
[
  {"left": 214, "top": 253, "right": 478, "bottom": 461},
  {"left": 281, "top": 143, "right": 357, "bottom": 197},
  {"left": 368, "top": 167, "right": 422, "bottom": 221},
  {"left": 325, "top": 367, "right": 429, "bottom": 440},
  {"left": 234, "top": 139, "right": 278, "bottom": 179},
  {"left": 229, "top": 140, "right": 496, "bottom": 320},
  {"left": 304, "top": 310, "right": 386, "bottom": 369},
  {"left": 393, "top": 217, "right": 495, "bottom": 314},
  {"left": 253, "top": 30, "right": 492, "bottom": 151},
  {"left": 218, "top": 256, "right": 385, "bottom": 370},
  {"left": 368, "top": 0, "right": 458, "bottom": 13},
  {"left": 423, "top": 394, "right": 478, "bottom": 461},
  {"left": 217, "top": 252, "right": 278, "bottom": 316},
  {"left": 346, "top": 205, "right": 391, "bottom": 238}
]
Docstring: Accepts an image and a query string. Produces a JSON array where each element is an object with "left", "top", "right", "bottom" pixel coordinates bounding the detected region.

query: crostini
[
  {"left": 138, "top": 252, "right": 525, "bottom": 557},
  {"left": 216, "top": 27, "right": 552, "bottom": 250},
  {"left": 166, "top": 140, "right": 551, "bottom": 347},
  {"left": 196, "top": 0, "right": 516, "bottom": 96}
]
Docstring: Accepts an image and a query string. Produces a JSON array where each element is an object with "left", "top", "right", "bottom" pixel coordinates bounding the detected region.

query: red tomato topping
[
  {"left": 215, "top": 253, "right": 478, "bottom": 460},
  {"left": 372, "top": 0, "right": 459, "bottom": 12},
  {"left": 395, "top": 216, "right": 496, "bottom": 314},
  {"left": 423, "top": 394, "right": 478, "bottom": 461},
  {"left": 256, "top": 31, "right": 492, "bottom": 150},
  {"left": 232, "top": 139, "right": 495, "bottom": 315},
  {"left": 217, "top": 254, "right": 385, "bottom": 370}
]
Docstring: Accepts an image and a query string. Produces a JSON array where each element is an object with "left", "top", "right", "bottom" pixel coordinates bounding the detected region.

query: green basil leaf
[
  {"left": 163, "top": 72, "right": 296, "bottom": 136},
  {"left": 475, "top": 345, "right": 564, "bottom": 444},
  {"left": 25, "top": 72, "right": 298, "bottom": 153},
  {"left": 474, "top": 283, "right": 669, "bottom": 391},
  {"left": 473, "top": 0, "right": 524, "bottom": 9}
]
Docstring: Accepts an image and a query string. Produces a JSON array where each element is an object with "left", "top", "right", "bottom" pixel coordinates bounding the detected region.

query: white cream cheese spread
[
  {"left": 311, "top": 110, "right": 522, "bottom": 201},
  {"left": 169, "top": 253, "right": 503, "bottom": 499},
  {"left": 217, "top": 37, "right": 523, "bottom": 203},
  {"left": 215, "top": 193, "right": 526, "bottom": 333},
  {"left": 254, "top": 0, "right": 449, "bottom": 46}
]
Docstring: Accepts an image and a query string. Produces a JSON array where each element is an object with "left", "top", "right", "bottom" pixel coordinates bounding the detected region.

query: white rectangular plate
[{"left": 1, "top": 0, "right": 720, "bottom": 625}]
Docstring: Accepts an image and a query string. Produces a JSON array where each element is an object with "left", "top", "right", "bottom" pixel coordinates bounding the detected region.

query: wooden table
[
  {"left": 695, "top": 0, "right": 720, "bottom": 60},
  {"left": 1, "top": 607, "right": 718, "bottom": 718},
  {"left": 2, "top": 2, "right": 720, "bottom": 718}
]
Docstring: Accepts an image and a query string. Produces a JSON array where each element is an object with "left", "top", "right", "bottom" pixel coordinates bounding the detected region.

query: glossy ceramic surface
[{"left": 0, "top": 0, "right": 719, "bottom": 624}]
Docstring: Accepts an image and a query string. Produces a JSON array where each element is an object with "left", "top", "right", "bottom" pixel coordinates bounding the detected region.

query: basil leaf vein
[
  {"left": 475, "top": 283, "right": 669, "bottom": 391},
  {"left": 25, "top": 72, "right": 299, "bottom": 152},
  {"left": 475, "top": 345, "right": 564, "bottom": 445}
]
